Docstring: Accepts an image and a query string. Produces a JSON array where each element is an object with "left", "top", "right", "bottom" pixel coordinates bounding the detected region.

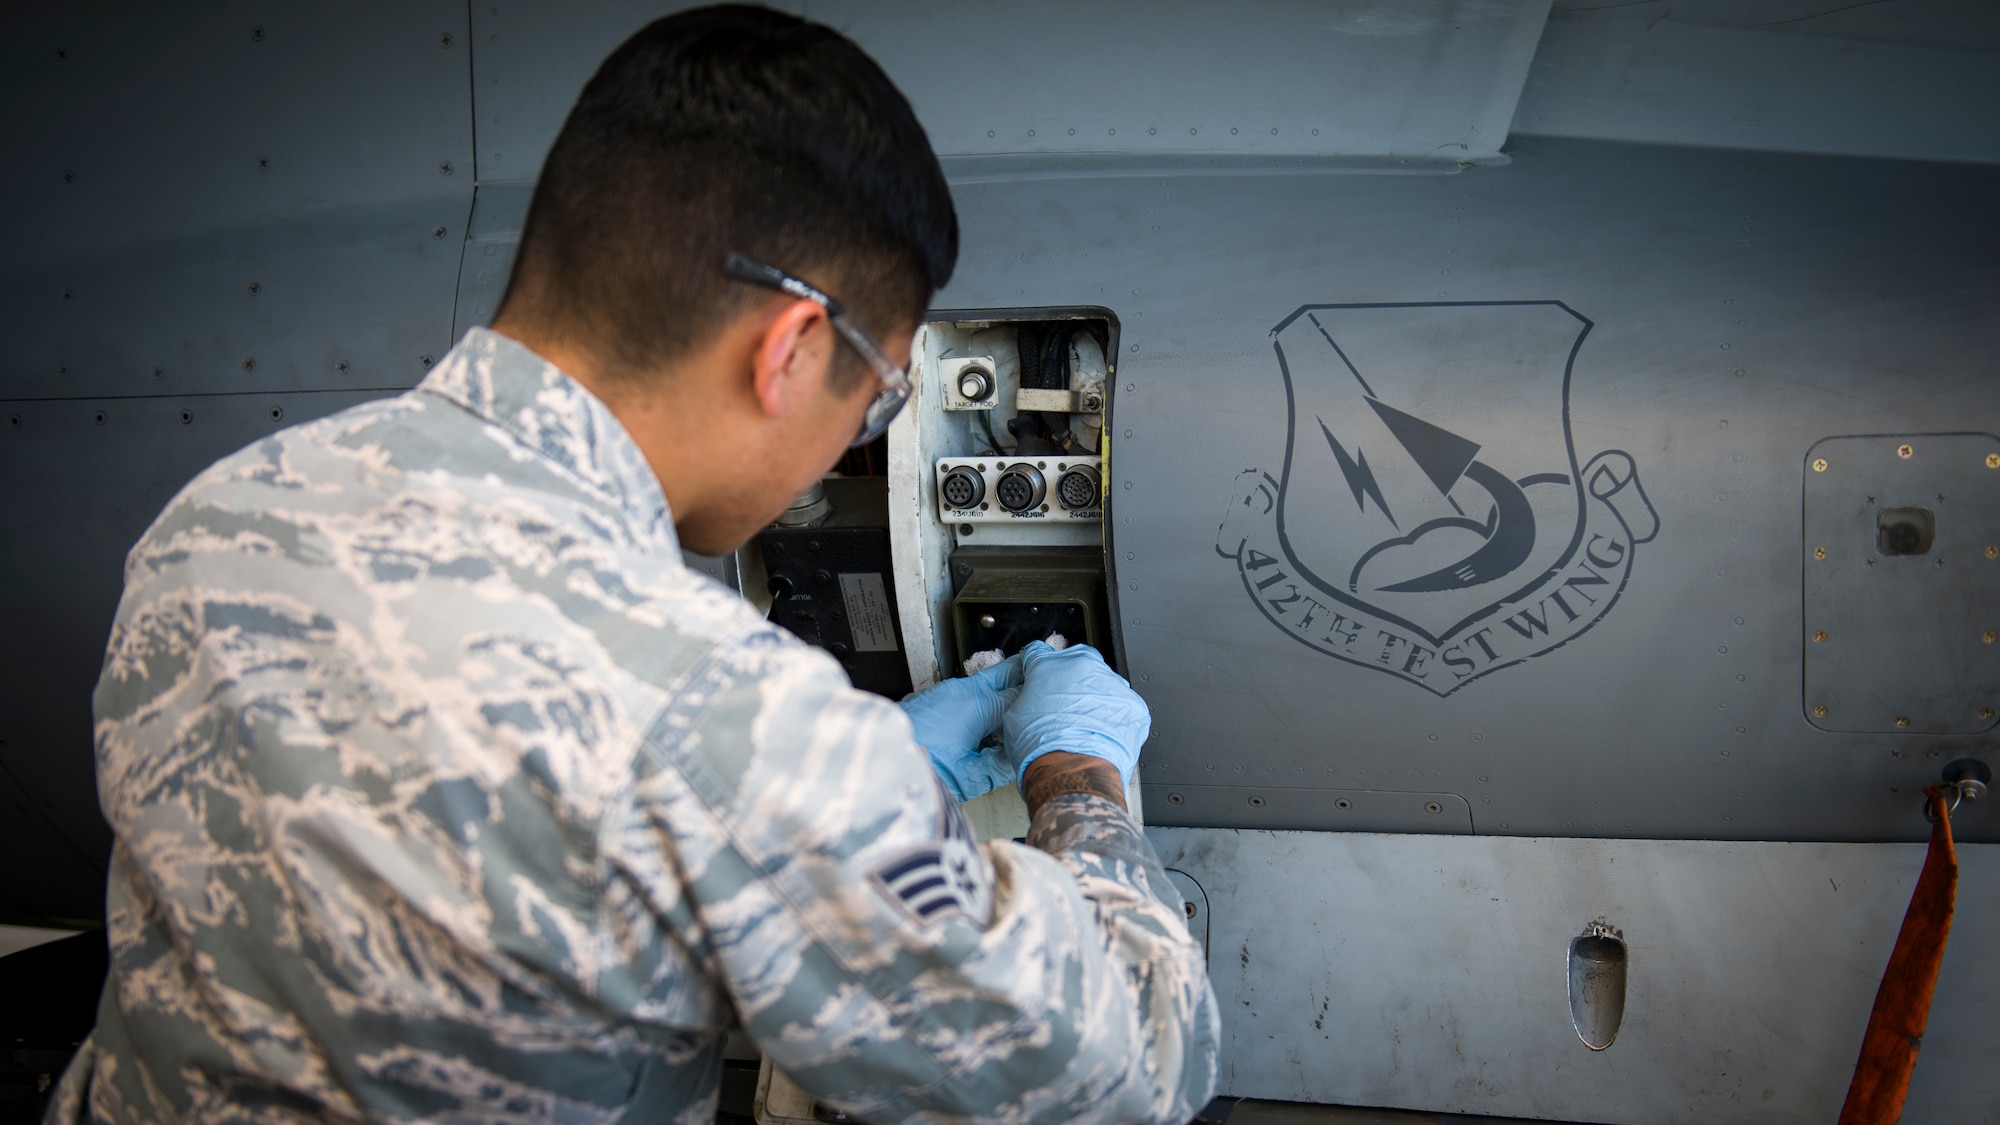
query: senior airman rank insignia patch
[{"left": 871, "top": 780, "right": 994, "bottom": 926}]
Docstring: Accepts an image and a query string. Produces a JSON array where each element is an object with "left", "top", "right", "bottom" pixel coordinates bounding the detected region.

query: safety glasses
[{"left": 724, "top": 252, "right": 912, "bottom": 448}]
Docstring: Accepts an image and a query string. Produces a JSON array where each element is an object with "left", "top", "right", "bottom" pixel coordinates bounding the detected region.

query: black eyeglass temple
[{"left": 724, "top": 253, "right": 850, "bottom": 318}]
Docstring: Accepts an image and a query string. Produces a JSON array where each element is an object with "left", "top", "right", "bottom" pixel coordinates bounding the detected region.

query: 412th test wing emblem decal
[{"left": 1216, "top": 302, "right": 1659, "bottom": 696}]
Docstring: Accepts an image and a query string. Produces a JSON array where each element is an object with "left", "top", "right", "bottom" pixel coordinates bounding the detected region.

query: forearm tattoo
[{"left": 1021, "top": 753, "right": 1126, "bottom": 817}]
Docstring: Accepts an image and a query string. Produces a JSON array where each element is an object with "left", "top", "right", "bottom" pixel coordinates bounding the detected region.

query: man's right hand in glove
[{"left": 1002, "top": 640, "right": 1150, "bottom": 814}]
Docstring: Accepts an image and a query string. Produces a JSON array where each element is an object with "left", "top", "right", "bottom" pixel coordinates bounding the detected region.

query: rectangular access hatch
[{"left": 1802, "top": 433, "right": 2000, "bottom": 734}]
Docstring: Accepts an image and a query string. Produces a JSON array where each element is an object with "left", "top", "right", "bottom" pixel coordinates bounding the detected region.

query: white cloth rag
[{"left": 962, "top": 633, "right": 1066, "bottom": 675}]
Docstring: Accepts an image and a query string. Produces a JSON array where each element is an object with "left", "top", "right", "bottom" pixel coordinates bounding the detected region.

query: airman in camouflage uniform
[{"left": 50, "top": 326, "right": 1220, "bottom": 1124}]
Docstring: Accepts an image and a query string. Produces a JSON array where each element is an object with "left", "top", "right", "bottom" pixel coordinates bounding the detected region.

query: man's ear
[{"left": 750, "top": 298, "right": 833, "bottom": 419}]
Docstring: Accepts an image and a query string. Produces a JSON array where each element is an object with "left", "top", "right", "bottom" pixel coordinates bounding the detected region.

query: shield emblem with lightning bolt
[{"left": 1218, "top": 302, "right": 1659, "bottom": 694}]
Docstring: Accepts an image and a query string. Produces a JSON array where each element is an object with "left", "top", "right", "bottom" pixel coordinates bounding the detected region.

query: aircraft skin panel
[
  {"left": 1513, "top": 16, "right": 2000, "bottom": 166},
  {"left": 454, "top": 184, "right": 537, "bottom": 338},
  {"left": 1, "top": 3, "right": 477, "bottom": 921},
  {"left": 910, "top": 137, "right": 1999, "bottom": 845},
  {"left": 1, "top": 3, "right": 473, "bottom": 399},
  {"left": 1152, "top": 827, "right": 2000, "bottom": 1124},
  {"left": 0, "top": 389, "right": 423, "bottom": 916},
  {"left": 1, "top": 203, "right": 469, "bottom": 402},
  {"left": 467, "top": 0, "right": 1554, "bottom": 178},
  {"left": 2, "top": 3, "right": 474, "bottom": 266}
]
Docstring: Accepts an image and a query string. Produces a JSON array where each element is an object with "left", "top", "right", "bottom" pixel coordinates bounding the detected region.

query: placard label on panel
[{"left": 838, "top": 572, "right": 898, "bottom": 652}]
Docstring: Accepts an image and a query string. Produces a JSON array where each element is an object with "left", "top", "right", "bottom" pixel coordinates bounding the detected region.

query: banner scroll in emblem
[{"left": 1216, "top": 301, "right": 1659, "bottom": 695}]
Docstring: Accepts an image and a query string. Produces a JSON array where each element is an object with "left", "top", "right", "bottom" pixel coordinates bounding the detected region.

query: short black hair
[{"left": 497, "top": 5, "right": 957, "bottom": 385}]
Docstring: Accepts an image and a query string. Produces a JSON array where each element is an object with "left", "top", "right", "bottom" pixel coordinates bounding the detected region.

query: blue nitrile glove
[
  {"left": 1001, "top": 641, "right": 1149, "bottom": 790},
  {"left": 899, "top": 655, "right": 1023, "bottom": 803}
]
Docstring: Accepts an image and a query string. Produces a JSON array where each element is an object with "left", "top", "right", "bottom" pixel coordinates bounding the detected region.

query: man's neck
[{"left": 488, "top": 320, "right": 712, "bottom": 533}]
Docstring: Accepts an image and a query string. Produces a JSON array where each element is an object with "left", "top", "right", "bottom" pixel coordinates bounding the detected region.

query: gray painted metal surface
[
  {"left": 1513, "top": 14, "right": 2000, "bottom": 166},
  {"left": 469, "top": 0, "right": 1552, "bottom": 180},
  {"left": 0, "top": 390, "right": 412, "bottom": 916},
  {"left": 1, "top": 2, "right": 475, "bottom": 919},
  {"left": 3, "top": 4, "right": 473, "bottom": 397},
  {"left": 1802, "top": 433, "right": 2000, "bottom": 736},
  {"left": 453, "top": 184, "right": 536, "bottom": 338},
  {"left": 1152, "top": 827, "right": 1999, "bottom": 1124},
  {"left": 986, "top": 138, "right": 1997, "bottom": 845}
]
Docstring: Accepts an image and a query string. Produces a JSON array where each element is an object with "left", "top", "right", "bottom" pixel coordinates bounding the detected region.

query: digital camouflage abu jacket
[{"left": 52, "top": 327, "right": 1219, "bottom": 1125}]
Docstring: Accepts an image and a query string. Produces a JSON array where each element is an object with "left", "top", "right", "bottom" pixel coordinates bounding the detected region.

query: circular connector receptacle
[
  {"left": 1056, "top": 465, "right": 1100, "bottom": 510},
  {"left": 955, "top": 365, "right": 994, "bottom": 402},
  {"left": 995, "top": 463, "right": 1047, "bottom": 513},
  {"left": 940, "top": 466, "right": 985, "bottom": 510}
]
